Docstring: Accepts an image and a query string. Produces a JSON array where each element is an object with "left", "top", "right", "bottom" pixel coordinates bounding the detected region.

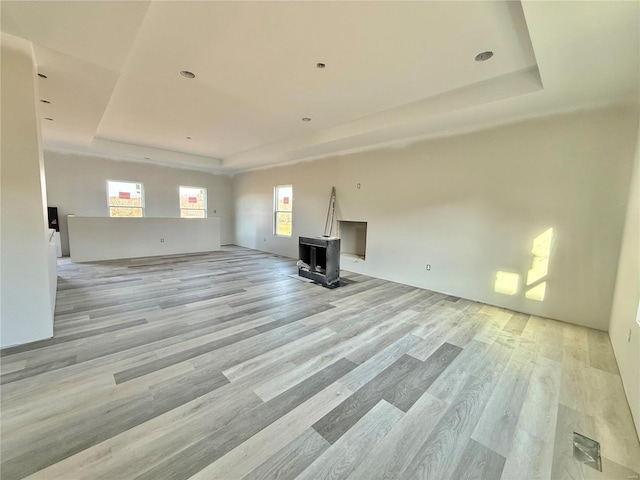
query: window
[
  {"left": 274, "top": 185, "right": 292, "bottom": 236},
  {"left": 107, "top": 180, "right": 144, "bottom": 217},
  {"left": 179, "top": 186, "right": 207, "bottom": 218}
]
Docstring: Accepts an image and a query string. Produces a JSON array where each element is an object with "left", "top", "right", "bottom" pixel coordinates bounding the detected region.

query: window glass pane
[
  {"left": 109, "top": 207, "right": 143, "bottom": 217},
  {"left": 276, "top": 186, "right": 292, "bottom": 212},
  {"left": 179, "top": 186, "right": 206, "bottom": 210},
  {"left": 108, "top": 181, "right": 142, "bottom": 207},
  {"left": 276, "top": 212, "right": 292, "bottom": 236},
  {"left": 180, "top": 209, "right": 205, "bottom": 218}
]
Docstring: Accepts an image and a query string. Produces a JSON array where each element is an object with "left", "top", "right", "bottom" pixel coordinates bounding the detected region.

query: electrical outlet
[
  {"left": 357, "top": 183, "right": 361, "bottom": 189},
  {"left": 426, "top": 264, "right": 431, "bottom": 271},
  {"left": 628, "top": 328, "right": 632, "bottom": 342},
  {"left": 160, "top": 238, "right": 164, "bottom": 243},
  {"left": 214, "top": 209, "right": 217, "bottom": 214}
]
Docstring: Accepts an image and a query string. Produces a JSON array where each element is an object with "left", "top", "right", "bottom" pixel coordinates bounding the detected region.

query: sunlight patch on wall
[
  {"left": 525, "top": 227, "right": 553, "bottom": 302},
  {"left": 494, "top": 228, "right": 553, "bottom": 302},
  {"left": 525, "top": 282, "right": 546, "bottom": 301},
  {"left": 527, "top": 228, "right": 553, "bottom": 286},
  {"left": 495, "top": 271, "right": 520, "bottom": 296}
]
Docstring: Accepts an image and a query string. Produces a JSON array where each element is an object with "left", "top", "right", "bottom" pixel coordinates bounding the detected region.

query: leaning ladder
[{"left": 323, "top": 186, "right": 336, "bottom": 237}]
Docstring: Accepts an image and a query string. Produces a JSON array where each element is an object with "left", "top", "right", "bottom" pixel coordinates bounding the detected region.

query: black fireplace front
[{"left": 298, "top": 236, "right": 340, "bottom": 287}]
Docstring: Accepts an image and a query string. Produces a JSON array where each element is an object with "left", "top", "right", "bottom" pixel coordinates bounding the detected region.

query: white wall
[
  {"left": 234, "top": 106, "right": 638, "bottom": 330},
  {"left": 68, "top": 216, "right": 220, "bottom": 262},
  {"left": 44, "top": 150, "right": 233, "bottom": 256},
  {"left": 609, "top": 119, "right": 640, "bottom": 434},
  {"left": 1, "top": 33, "right": 55, "bottom": 347},
  {"left": 48, "top": 230, "right": 58, "bottom": 317}
]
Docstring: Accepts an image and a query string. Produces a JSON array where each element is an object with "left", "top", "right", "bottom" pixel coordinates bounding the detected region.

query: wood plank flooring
[{"left": 1, "top": 246, "right": 638, "bottom": 480}]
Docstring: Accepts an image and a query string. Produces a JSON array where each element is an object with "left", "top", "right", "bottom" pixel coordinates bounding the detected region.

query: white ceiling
[{"left": 2, "top": 1, "right": 638, "bottom": 174}]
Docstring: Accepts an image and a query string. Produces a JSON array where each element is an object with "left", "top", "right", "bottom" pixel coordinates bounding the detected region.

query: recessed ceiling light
[
  {"left": 316, "top": 63, "right": 326, "bottom": 69},
  {"left": 40, "top": 99, "right": 51, "bottom": 104},
  {"left": 302, "top": 117, "right": 311, "bottom": 122},
  {"left": 44, "top": 117, "right": 53, "bottom": 121},
  {"left": 38, "top": 73, "right": 47, "bottom": 79},
  {"left": 180, "top": 70, "right": 196, "bottom": 79},
  {"left": 186, "top": 136, "right": 192, "bottom": 139},
  {"left": 475, "top": 51, "right": 494, "bottom": 62}
]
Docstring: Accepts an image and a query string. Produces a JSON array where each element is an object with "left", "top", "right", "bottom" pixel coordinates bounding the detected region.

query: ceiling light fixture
[
  {"left": 302, "top": 117, "right": 311, "bottom": 122},
  {"left": 38, "top": 73, "right": 47, "bottom": 79},
  {"left": 186, "top": 136, "right": 192, "bottom": 139},
  {"left": 475, "top": 51, "right": 494, "bottom": 62},
  {"left": 41, "top": 99, "right": 51, "bottom": 104},
  {"left": 316, "top": 63, "right": 326, "bottom": 69},
  {"left": 180, "top": 70, "right": 196, "bottom": 79},
  {"left": 44, "top": 117, "right": 53, "bottom": 121}
]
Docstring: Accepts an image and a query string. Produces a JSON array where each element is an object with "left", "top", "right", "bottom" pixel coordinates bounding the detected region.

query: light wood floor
[{"left": 1, "top": 246, "right": 638, "bottom": 480}]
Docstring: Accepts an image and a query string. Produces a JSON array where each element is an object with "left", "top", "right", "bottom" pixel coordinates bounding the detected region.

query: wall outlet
[
  {"left": 426, "top": 264, "right": 431, "bottom": 271},
  {"left": 160, "top": 238, "right": 164, "bottom": 243},
  {"left": 628, "top": 328, "right": 632, "bottom": 342},
  {"left": 214, "top": 209, "right": 217, "bottom": 214},
  {"left": 357, "top": 183, "right": 361, "bottom": 189}
]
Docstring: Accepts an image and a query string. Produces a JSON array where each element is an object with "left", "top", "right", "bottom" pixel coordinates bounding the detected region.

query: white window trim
[
  {"left": 274, "top": 184, "right": 293, "bottom": 237},
  {"left": 179, "top": 185, "right": 207, "bottom": 218},
  {"left": 106, "top": 180, "right": 145, "bottom": 217}
]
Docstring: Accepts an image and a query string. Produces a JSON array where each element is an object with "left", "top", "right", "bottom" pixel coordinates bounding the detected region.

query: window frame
[
  {"left": 179, "top": 185, "right": 208, "bottom": 218},
  {"left": 106, "top": 179, "right": 145, "bottom": 218},
  {"left": 274, "top": 184, "right": 293, "bottom": 237}
]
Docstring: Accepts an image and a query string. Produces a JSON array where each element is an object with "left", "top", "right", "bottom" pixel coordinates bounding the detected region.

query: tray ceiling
[{"left": 2, "top": 1, "right": 638, "bottom": 173}]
